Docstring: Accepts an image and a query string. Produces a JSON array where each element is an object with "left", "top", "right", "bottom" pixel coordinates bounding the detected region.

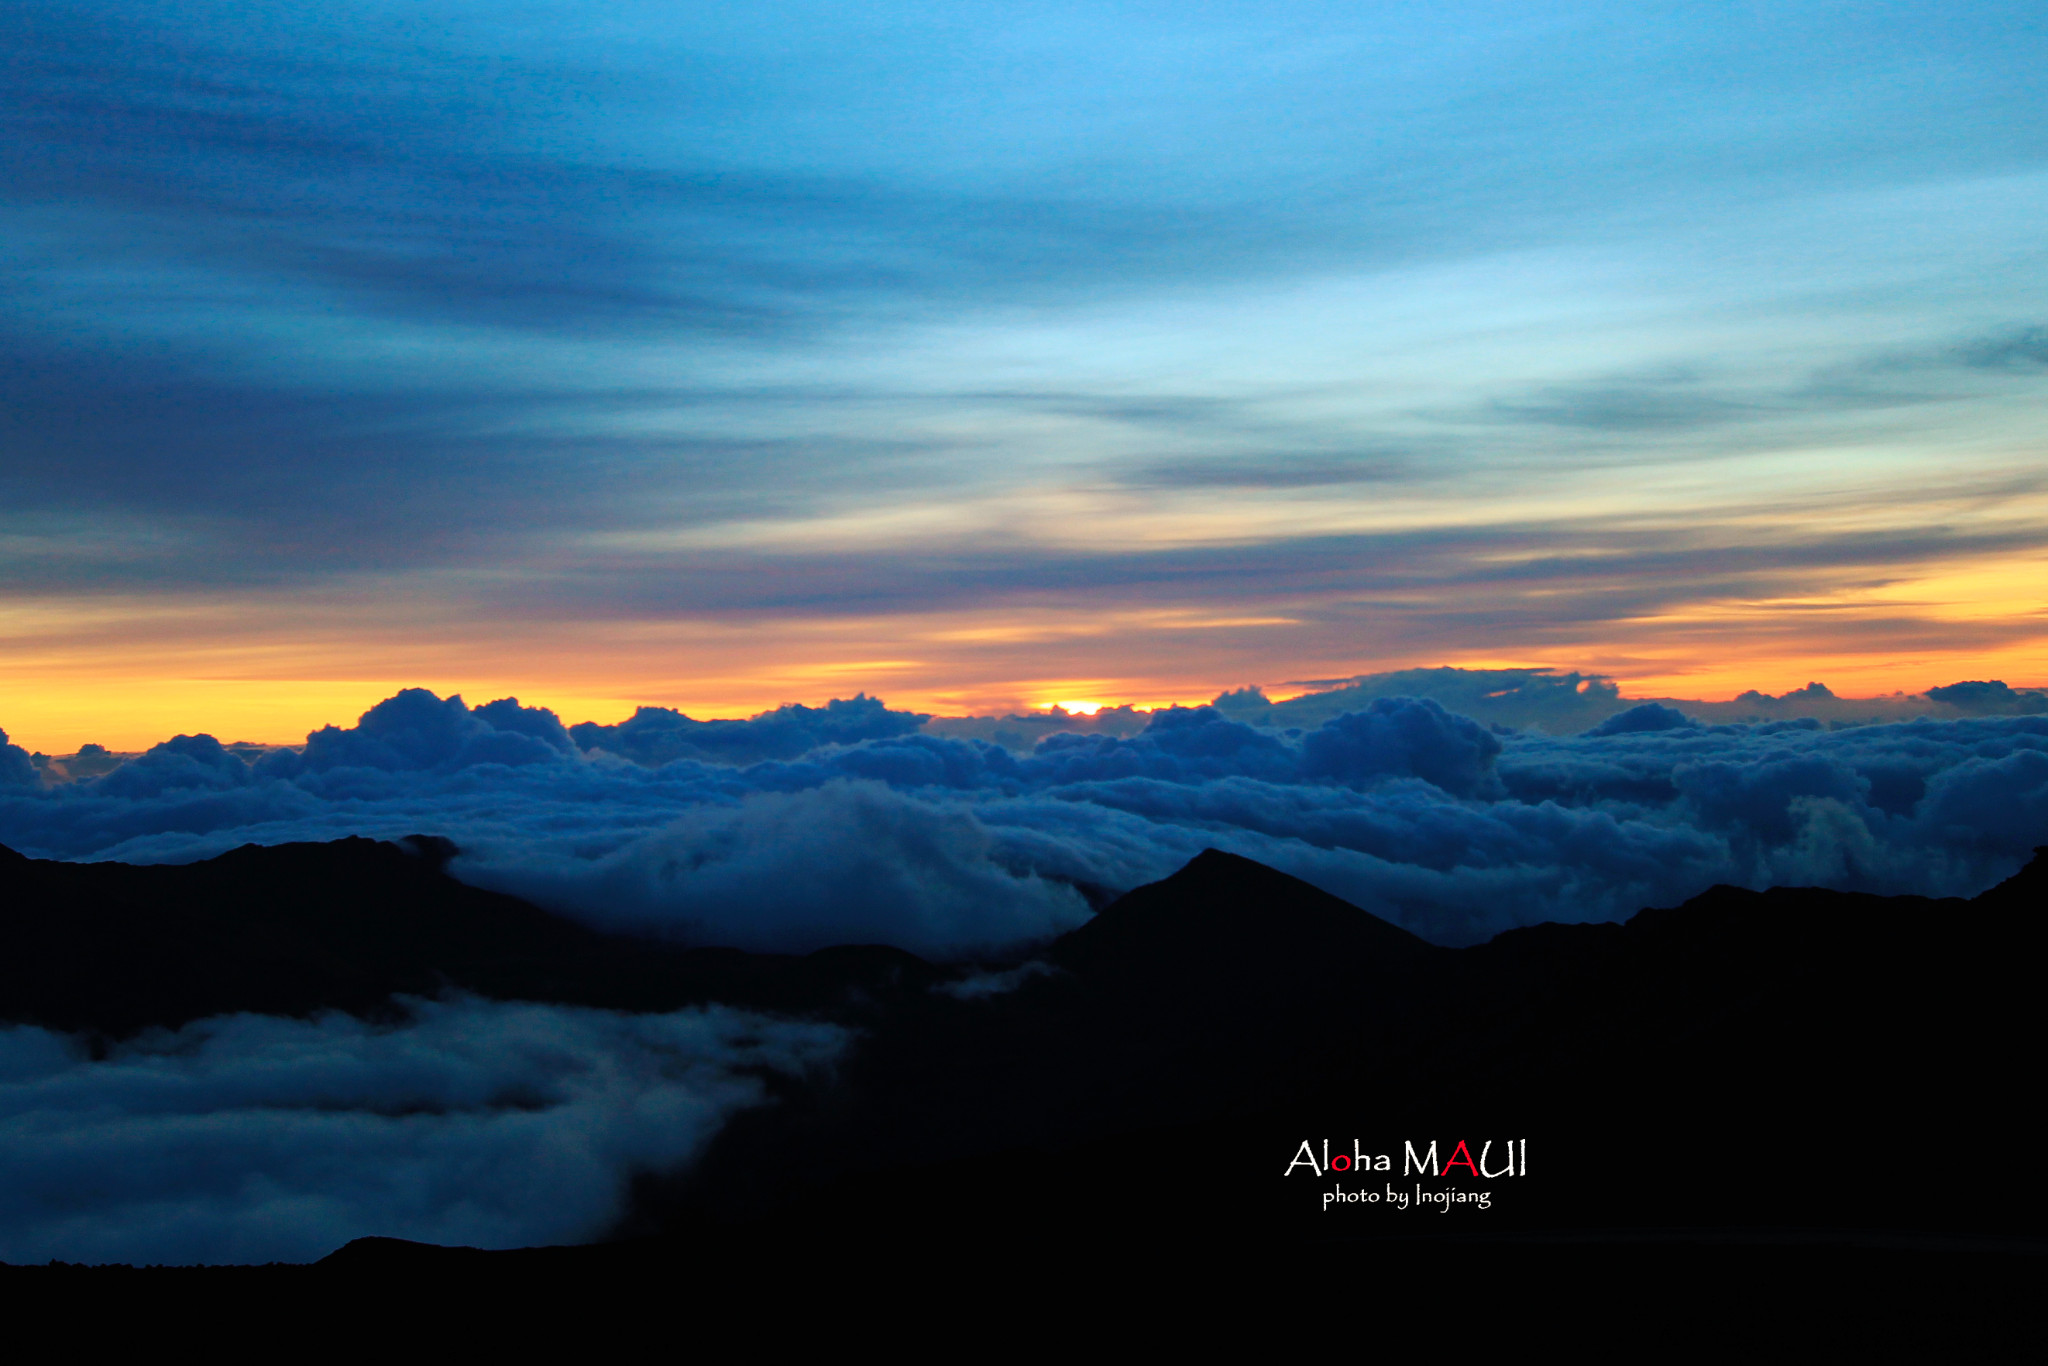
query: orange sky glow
[{"left": 5, "top": 561, "right": 2044, "bottom": 752}]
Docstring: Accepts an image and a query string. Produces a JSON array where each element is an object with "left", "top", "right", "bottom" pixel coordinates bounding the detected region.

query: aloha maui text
[{"left": 1283, "top": 1139, "right": 1528, "bottom": 1179}]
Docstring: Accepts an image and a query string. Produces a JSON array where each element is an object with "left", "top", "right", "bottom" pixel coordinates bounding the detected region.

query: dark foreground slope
[
  {"left": 0, "top": 835, "right": 938, "bottom": 1033},
  {"left": 621, "top": 845, "right": 2048, "bottom": 1253},
  {"left": 3, "top": 836, "right": 2044, "bottom": 1301}
]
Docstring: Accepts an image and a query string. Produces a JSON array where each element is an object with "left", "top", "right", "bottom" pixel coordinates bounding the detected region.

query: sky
[{"left": 4, "top": 0, "right": 2047, "bottom": 750}]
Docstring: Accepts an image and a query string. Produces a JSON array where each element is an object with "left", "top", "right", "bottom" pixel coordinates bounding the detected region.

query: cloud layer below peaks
[{"left": 7, "top": 688, "right": 2045, "bottom": 956}]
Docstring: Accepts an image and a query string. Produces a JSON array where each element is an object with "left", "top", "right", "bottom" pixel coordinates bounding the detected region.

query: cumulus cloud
[
  {"left": 0, "top": 730, "right": 33, "bottom": 788},
  {"left": 1675, "top": 752, "right": 1870, "bottom": 844},
  {"left": 1298, "top": 697, "right": 1503, "bottom": 797},
  {"left": 1914, "top": 748, "right": 2048, "bottom": 854},
  {"left": 1226, "top": 667, "right": 1625, "bottom": 732},
  {"left": 268, "top": 689, "right": 578, "bottom": 778},
  {"left": 460, "top": 780, "right": 1092, "bottom": 958},
  {"left": 568, "top": 695, "right": 927, "bottom": 768},
  {"left": 1025, "top": 707, "right": 1298, "bottom": 786},
  {"left": 0, "top": 997, "right": 843, "bottom": 1267},
  {"left": 1585, "top": 702, "right": 1697, "bottom": 736},
  {"left": 94, "top": 734, "right": 255, "bottom": 799},
  {"left": 1924, "top": 679, "right": 2048, "bottom": 714},
  {"left": 4, "top": 688, "right": 2046, "bottom": 952}
]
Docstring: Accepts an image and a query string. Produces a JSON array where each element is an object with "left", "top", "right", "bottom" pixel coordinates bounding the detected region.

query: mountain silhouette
[
  {"left": 3, "top": 835, "right": 2042, "bottom": 1288},
  {"left": 0, "top": 835, "right": 938, "bottom": 1035}
]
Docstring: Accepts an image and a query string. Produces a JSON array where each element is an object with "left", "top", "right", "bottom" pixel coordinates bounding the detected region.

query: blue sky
[{"left": 4, "top": 0, "right": 2047, "bottom": 746}]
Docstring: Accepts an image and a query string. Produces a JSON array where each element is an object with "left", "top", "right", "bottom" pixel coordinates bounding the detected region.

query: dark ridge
[
  {"left": 1974, "top": 843, "right": 2047, "bottom": 913},
  {"left": 0, "top": 836, "right": 941, "bottom": 1035},
  {"left": 317, "top": 1237, "right": 493, "bottom": 1266},
  {"left": 625, "top": 844, "right": 2048, "bottom": 1252},
  {"left": 4, "top": 836, "right": 2043, "bottom": 1280},
  {"left": 1053, "top": 846, "right": 1434, "bottom": 977}
]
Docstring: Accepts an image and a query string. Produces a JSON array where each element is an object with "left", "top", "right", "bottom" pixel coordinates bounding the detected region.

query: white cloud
[{"left": 0, "top": 998, "right": 844, "bottom": 1266}]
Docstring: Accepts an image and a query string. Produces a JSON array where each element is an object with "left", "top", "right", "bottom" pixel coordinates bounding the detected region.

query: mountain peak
[{"left": 1053, "top": 846, "right": 1434, "bottom": 983}]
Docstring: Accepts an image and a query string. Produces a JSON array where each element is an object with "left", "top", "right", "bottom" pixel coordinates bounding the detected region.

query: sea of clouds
[
  {"left": 5, "top": 688, "right": 2046, "bottom": 953},
  {"left": 4, "top": 687, "right": 2046, "bottom": 1263},
  {"left": 0, "top": 997, "right": 843, "bottom": 1265}
]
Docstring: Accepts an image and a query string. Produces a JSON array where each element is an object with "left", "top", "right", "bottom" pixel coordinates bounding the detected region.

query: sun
[{"left": 1052, "top": 700, "right": 1105, "bottom": 715}]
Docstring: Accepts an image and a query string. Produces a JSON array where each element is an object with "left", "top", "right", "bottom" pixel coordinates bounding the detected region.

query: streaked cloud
[{"left": 3, "top": 1, "right": 2046, "bottom": 746}]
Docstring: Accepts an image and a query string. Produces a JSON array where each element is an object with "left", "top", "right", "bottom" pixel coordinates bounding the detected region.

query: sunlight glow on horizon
[
  {"left": 3, "top": 4, "right": 2046, "bottom": 753},
  {"left": 6, "top": 633, "right": 2046, "bottom": 754}
]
